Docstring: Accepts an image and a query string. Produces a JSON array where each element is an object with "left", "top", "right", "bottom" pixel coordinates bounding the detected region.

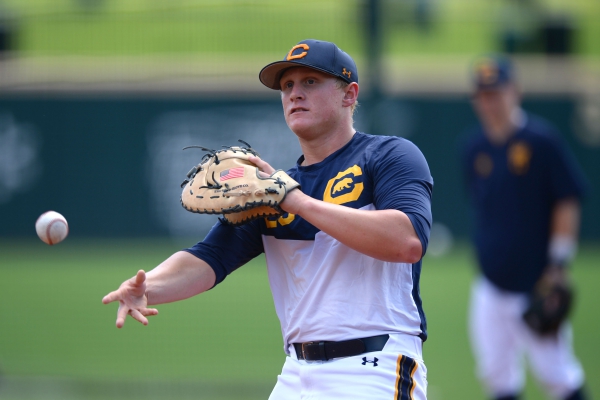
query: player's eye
[
  {"left": 306, "top": 79, "right": 316, "bottom": 85},
  {"left": 283, "top": 81, "right": 293, "bottom": 90}
]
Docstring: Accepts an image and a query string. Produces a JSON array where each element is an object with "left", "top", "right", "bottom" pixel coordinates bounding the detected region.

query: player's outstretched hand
[{"left": 102, "top": 269, "right": 159, "bottom": 328}]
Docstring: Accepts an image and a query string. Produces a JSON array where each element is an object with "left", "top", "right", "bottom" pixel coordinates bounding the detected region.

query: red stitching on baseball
[{"left": 45, "top": 219, "right": 67, "bottom": 245}]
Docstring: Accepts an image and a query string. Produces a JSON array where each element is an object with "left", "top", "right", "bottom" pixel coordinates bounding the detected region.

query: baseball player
[
  {"left": 103, "top": 39, "right": 433, "bottom": 399},
  {"left": 461, "top": 55, "right": 589, "bottom": 400}
]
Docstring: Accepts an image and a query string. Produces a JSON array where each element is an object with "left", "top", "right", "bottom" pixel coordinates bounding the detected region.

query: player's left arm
[
  {"left": 543, "top": 129, "right": 588, "bottom": 280},
  {"left": 249, "top": 154, "right": 431, "bottom": 264},
  {"left": 551, "top": 197, "right": 581, "bottom": 246},
  {"left": 285, "top": 190, "right": 422, "bottom": 263},
  {"left": 544, "top": 197, "right": 581, "bottom": 283}
]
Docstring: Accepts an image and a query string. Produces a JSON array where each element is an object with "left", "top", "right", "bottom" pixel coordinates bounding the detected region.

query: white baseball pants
[
  {"left": 469, "top": 277, "right": 585, "bottom": 399},
  {"left": 269, "top": 333, "right": 428, "bottom": 400}
]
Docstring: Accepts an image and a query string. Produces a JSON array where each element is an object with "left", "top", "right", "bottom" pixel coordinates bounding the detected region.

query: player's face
[
  {"left": 279, "top": 67, "right": 348, "bottom": 139},
  {"left": 472, "top": 85, "right": 520, "bottom": 141}
]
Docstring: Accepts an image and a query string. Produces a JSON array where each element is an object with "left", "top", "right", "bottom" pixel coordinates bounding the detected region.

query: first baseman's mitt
[
  {"left": 522, "top": 276, "right": 574, "bottom": 336},
  {"left": 180, "top": 140, "right": 300, "bottom": 226}
]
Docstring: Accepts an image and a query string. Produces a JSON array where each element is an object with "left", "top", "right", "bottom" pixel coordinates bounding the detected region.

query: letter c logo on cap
[
  {"left": 477, "top": 59, "right": 498, "bottom": 85},
  {"left": 287, "top": 44, "right": 310, "bottom": 60}
]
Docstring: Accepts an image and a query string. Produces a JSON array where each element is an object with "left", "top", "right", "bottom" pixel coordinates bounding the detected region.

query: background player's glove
[
  {"left": 180, "top": 140, "right": 300, "bottom": 226},
  {"left": 522, "top": 268, "right": 574, "bottom": 336}
]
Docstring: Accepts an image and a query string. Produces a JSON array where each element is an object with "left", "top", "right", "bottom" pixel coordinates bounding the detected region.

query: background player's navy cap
[
  {"left": 472, "top": 55, "right": 515, "bottom": 91},
  {"left": 259, "top": 39, "right": 358, "bottom": 90}
]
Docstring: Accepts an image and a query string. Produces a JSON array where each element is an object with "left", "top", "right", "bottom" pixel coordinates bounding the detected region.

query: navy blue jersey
[
  {"left": 185, "top": 132, "right": 434, "bottom": 344},
  {"left": 461, "top": 113, "right": 588, "bottom": 292}
]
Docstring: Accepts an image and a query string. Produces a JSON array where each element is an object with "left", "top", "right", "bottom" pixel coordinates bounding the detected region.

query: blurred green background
[
  {"left": 0, "top": 0, "right": 598, "bottom": 56},
  {"left": 0, "top": 1, "right": 598, "bottom": 399}
]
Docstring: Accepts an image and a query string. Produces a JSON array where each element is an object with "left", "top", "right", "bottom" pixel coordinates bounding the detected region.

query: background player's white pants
[
  {"left": 469, "top": 277, "right": 585, "bottom": 399},
  {"left": 269, "top": 333, "right": 427, "bottom": 400}
]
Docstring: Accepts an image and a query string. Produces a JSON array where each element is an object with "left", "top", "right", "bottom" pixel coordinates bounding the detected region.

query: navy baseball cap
[
  {"left": 259, "top": 39, "right": 358, "bottom": 90},
  {"left": 472, "top": 55, "right": 515, "bottom": 90}
]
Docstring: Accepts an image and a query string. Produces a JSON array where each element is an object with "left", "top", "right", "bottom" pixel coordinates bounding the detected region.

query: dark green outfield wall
[{"left": 0, "top": 95, "right": 597, "bottom": 240}]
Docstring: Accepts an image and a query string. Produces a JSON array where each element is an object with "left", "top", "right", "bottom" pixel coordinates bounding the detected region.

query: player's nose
[{"left": 288, "top": 83, "right": 305, "bottom": 101}]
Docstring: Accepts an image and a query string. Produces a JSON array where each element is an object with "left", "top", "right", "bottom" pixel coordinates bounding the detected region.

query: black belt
[{"left": 293, "top": 334, "right": 389, "bottom": 361}]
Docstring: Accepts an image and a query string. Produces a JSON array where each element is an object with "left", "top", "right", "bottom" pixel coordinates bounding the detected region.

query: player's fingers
[
  {"left": 249, "top": 156, "right": 275, "bottom": 175},
  {"left": 134, "top": 270, "right": 146, "bottom": 285},
  {"left": 102, "top": 291, "right": 120, "bottom": 304},
  {"left": 139, "top": 308, "right": 159, "bottom": 317},
  {"left": 254, "top": 168, "right": 270, "bottom": 179},
  {"left": 129, "top": 308, "right": 149, "bottom": 326},
  {"left": 116, "top": 302, "right": 129, "bottom": 329}
]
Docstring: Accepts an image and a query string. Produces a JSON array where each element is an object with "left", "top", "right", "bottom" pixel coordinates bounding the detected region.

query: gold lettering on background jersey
[
  {"left": 286, "top": 44, "right": 310, "bottom": 60},
  {"left": 474, "top": 152, "right": 493, "bottom": 178},
  {"left": 323, "top": 165, "right": 364, "bottom": 205},
  {"left": 508, "top": 141, "right": 531, "bottom": 175}
]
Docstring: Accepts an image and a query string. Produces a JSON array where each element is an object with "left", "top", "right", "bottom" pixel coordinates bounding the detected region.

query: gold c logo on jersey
[
  {"left": 286, "top": 44, "right": 310, "bottom": 61},
  {"left": 508, "top": 141, "right": 531, "bottom": 175},
  {"left": 265, "top": 212, "right": 295, "bottom": 228},
  {"left": 323, "top": 165, "right": 364, "bottom": 205}
]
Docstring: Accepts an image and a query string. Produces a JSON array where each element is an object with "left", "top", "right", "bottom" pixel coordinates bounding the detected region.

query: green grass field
[
  {"left": 0, "top": 238, "right": 598, "bottom": 400},
  {"left": 1, "top": 0, "right": 598, "bottom": 58}
]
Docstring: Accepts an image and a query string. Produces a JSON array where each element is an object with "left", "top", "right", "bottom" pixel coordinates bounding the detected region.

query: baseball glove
[
  {"left": 522, "top": 275, "right": 574, "bottom": 336},
  {"left": 180, "top": 140, "right": 300, "bottom": 226}
]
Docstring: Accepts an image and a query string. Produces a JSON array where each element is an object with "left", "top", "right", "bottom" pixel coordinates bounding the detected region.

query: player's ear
[{"left": 342, "top": 82, "right": 359, "bottom": 107}]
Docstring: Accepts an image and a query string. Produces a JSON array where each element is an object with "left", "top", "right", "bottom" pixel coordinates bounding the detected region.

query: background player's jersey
[
  {"left": 461, "top": 113, "right": 588, "bottom": 293},
  {"left": 186, "top": 132, "right": 433, "bottom": 352}
]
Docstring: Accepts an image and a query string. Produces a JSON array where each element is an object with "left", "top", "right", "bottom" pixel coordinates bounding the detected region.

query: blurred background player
[
  {"left": 103, "top": 39, "right": 433, "bottom": 399},
  {"left": 460, "top": 55, "right": 589, "bottom": 400}
]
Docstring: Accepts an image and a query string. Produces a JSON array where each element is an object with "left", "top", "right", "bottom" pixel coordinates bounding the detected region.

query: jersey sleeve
[
  {"left": 183, "top": 219, "right": 264, "bottom": 287},
  {"left": 543, "top": 131, "right": 589, "bottom": 201},
  {"left": 371, "top": 138, "right": 434, "bottom": 256}
]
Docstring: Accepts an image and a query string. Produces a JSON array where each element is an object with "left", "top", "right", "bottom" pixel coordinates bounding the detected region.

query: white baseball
[{"left": 35, "top": 211, "right": 69, "bottom": 245}]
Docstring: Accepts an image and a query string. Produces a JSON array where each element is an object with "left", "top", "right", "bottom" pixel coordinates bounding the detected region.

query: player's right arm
[
  {"left": 103, "top": 218, "right": 263, "bottom": 328},
  {"left": 102, "top": 251, "right": 216, "bottom": 328},
  {"left": 145, "top": 251, "right": 217, "bottom": 304}
]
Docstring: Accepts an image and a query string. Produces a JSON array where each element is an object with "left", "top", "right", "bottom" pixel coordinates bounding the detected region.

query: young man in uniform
[
  {"left": 461, "top": 55, "right": 589, "bottom": 400},
  {"left": 103, "top": 39, "right": 433, "bottom": 399}
]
